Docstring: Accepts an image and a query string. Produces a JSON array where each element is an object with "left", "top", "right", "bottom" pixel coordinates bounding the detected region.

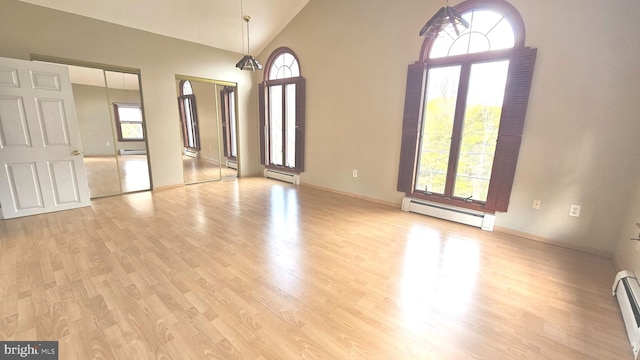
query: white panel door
[{"left": 0, "top": 57, "right": 90, "bottom": 219}]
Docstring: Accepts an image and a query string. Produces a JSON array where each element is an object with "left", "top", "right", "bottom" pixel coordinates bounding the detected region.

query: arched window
[
  {"left": 178, "top": 80, "right": 199, "bottom": 150},
  {"left": 397, "top": 0, "right": 536, "bottom": 212},
  {"left": 259, "top": 48, "right": 306, "bottom": 173},
  {"left": 220, "top": 86, "right": 237, "bottom": 160}
]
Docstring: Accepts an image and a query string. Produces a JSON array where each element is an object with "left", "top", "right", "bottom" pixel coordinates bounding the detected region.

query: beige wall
[
  {"left": 254, "top": 0, "right": 640, "bottom": 256},
  {"left": 73, "top": 84, "right": 113, "bottom": 156},
  {"left": 73, "top": 83, "right": 144, "bottom": 157},
  {"left": 0, "top": 0, "right": 260, "bottom": 189}
]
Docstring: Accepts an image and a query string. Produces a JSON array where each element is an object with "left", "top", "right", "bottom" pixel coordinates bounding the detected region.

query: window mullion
[
  {"left": 444, "top": 62, "right": 471, "bottom": 198},
  {"left": 281, "top": 84, "right": 287, "bottom": 167}
]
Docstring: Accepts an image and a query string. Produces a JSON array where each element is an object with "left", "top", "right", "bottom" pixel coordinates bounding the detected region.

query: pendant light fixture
[
  {"left": 235, "top": 5, "right": 262, "bottom": 71},
  {"left": 419, "top": 0, "right": 469, "bottom": 38}
]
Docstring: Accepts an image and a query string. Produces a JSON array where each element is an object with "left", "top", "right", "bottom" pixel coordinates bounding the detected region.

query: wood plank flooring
[
  {"left": 183, "top": 156, "right": 237, "bottom": 184},
  {"left": 84, "top": 155, "right": 151, "bottom": 198},
  {"left": 0, "top": 178, "right": 631, "bottom": 359}
]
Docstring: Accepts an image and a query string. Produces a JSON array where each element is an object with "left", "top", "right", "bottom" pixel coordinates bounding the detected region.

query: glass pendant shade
[
  {"left": 236, "top": 15, "right": 262, "bottom": 71},
  {"left": 420, "top": 6, "right": 469, "bottom": 37},
  {"left": 236, "top": 55, "right": 263, "bottom": 71}
]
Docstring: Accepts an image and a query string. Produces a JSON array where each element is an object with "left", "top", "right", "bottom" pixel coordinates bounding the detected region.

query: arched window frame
[
  {"left": 178, "top": 80, "right": 200, "bottom": 151},
  {"left": 397, "top": 0, "right": 537, "bottom": 212},
  {"left": 259, "top": 47, "right": 306, "bottom": 173}
]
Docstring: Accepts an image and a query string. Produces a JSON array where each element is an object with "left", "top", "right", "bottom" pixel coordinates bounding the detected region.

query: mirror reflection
[
  {"left": 176, "top": 78, "right": 238, "bottom": 184},
  {"left": 68, "top": 65, "right": 151, "bottom": 198}
]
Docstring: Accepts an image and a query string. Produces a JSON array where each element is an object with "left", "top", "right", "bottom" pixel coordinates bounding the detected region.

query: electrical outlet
[
  {"left": 532, "top": 199, "right": 541, "bottom": 210},
  {"left": 569, "top": 204, "right": 581, "bottom": 217},
  {"left": 352, "top": 170, "right": 358, "bottom": 178}
]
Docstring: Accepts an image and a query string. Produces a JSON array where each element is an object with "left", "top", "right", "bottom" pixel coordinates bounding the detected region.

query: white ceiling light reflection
[{"left": 401, "top": 225, "right": 480, "bottom": 333}]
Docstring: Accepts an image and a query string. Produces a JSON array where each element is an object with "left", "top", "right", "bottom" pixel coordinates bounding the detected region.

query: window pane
[
  {"left": 184, "top": 98, "right": 196, "bottom": 148},
  {"left": 453, "top": 60, "right": 509, "bottom": 201},
  {"left": 120, "top": 123, "right": 143, "bottom": 140},
  {"left": 285, "top": 84, "right": 296, "bottom": 168},
  {"left": 429, "top": 34, "right": 454, "bottom": 59},
  {"left": 229, "top": 92, "right": 237, "bottom": 157},
  {"left": 415, "top": 65, "right": 461, "bottom": 194},
  {"left": 468, "top": 11, "right": 502, "bottom": 35},
  {"left": 428, "top": 9, "right": 515, "bottom": 58},
  {"left": 269, "top": 64, "right": 279, "bottom": 80},
  {"left": 487, "top": 19, "right": 516, "bottom": 51},
  {"left": 117, "top": 106, "right": 142, "bottom": 123},
  {"left": 269, "top": 85, "right": 283, "bottom": 166},
  {"left": 182, "top": 80, "right": 193, "bottom": 95}
]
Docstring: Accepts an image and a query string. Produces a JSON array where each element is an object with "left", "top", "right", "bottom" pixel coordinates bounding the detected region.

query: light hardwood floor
[
  {"left": 84, "top": 155, "right": 151, "bottom": 198},
  {"left": 0, "top": 178, "right": 631, "bottom": 359},
  {"left": 183, "top": 156, "right": 237, "bottom": 184}
]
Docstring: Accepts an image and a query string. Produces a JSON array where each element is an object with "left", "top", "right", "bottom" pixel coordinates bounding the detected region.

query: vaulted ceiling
[{"left": 18, "top": 0, "right": 310, "bottom": 55}]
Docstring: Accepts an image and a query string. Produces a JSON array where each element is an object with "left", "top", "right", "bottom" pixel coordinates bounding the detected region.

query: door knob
[{"left": 72, "top": 150, "right": 81, "bottom": 156}]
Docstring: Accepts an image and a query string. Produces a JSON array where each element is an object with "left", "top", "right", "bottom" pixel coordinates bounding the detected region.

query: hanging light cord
[
  {"left": 246, "top": 16, "right": 251, "bottom": 55},
  {"left": 240, "top": 0, "right": 246, "bottom": 55}
]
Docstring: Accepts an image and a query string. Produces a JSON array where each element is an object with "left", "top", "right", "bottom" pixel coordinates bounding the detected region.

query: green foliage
[{"left": 416, "top": 99, "right": 502, "bottom": 201}]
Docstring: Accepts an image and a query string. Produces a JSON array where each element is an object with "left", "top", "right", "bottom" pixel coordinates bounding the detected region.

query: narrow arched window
[
  {"left": 259, "top": 48, "right": 306, "bottom": 173},
  {"left": 178, "top": 80, "right": 199, "bottom": 150},
  {"left": 397, "top": 0, "right": 536, "bottom": 212}
]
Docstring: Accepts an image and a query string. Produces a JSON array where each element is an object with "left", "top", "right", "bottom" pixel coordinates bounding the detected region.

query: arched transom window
[
  {"left": 429, "top": 9, "right": 516, "bottom": 58},
  {"left": 268, "top": 51, "right": 300, "bottom": 80}
]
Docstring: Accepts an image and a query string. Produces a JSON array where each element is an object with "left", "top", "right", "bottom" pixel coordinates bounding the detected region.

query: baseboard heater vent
[
  {"left": 119, "top": 149, "right": 146, "bottom": 155},
  {"left": 613, "top": 270, "right": 640, "bottom": 359},
  {"left": 401, "top": 197, "right": 495, "bottom": 231},
  {"left": 264, "top": 169, "right": 300, "bottom": 185},
  {"left": 226, "top": 160, "right": 238, "bottom": 170},
  {"left": 184, "top": 149, "right": 199, "bottom": 158}
]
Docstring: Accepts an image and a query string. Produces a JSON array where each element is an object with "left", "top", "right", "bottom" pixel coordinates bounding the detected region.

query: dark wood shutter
[
  {"left": 220, "top": 89, "right": 229, "bottom": 158},
  {"left": 397, "top": 62, "right": 427, "bottom": 193},
  {"left": 258, "top": 83, "right": 266, "bottom": 165},
  {"left": 294, "top": 77, "right": 306, "bottom": 172},
  {"left": 485, "top": 47, "right": 537, "bottom": 211}
]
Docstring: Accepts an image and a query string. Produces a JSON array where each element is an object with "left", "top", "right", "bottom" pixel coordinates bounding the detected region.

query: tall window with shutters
[
  {"left": 397, "top": 0, "right": 536, "bottom": 212},
  {"left": 220, "top": 86, "right": 237, "bottom": 160},
  {"left": 259, "top": 48, "right": 306, "bottom": 173},
  {"left": 178, "top": 80, "right": 200, "bottom": 151}
]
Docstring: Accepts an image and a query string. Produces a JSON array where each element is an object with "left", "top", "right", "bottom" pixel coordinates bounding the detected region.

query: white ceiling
[{"left": 18, "top": 0, "right": 309, "bottom": 55}]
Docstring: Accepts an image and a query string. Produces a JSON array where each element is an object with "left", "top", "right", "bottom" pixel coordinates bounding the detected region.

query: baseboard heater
[
  {"left": 264, "top": 169, "right": 300, "bottom": 185},
  {"left": 184, "top": 149, "right": 198, "bottom": 158},
  {"left": 226, "top": 160, "right": 238, "bottom": 170},
  {"left": 613, "top": 270, "right": 640, "bottom": 359},
  {"left": 401, "top": 197, "right": 495, "bottom": 231},
  {"left": 119, "top": 149, "right": 146, "bottom": 155}
]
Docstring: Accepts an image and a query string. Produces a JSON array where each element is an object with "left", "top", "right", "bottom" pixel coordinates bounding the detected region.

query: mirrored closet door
[
  {"left": 67, "top": 65, "right": 151, "bottom": 198},
  {"left": 176, "top": 77, "right": 239, "bottom": 184}
]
